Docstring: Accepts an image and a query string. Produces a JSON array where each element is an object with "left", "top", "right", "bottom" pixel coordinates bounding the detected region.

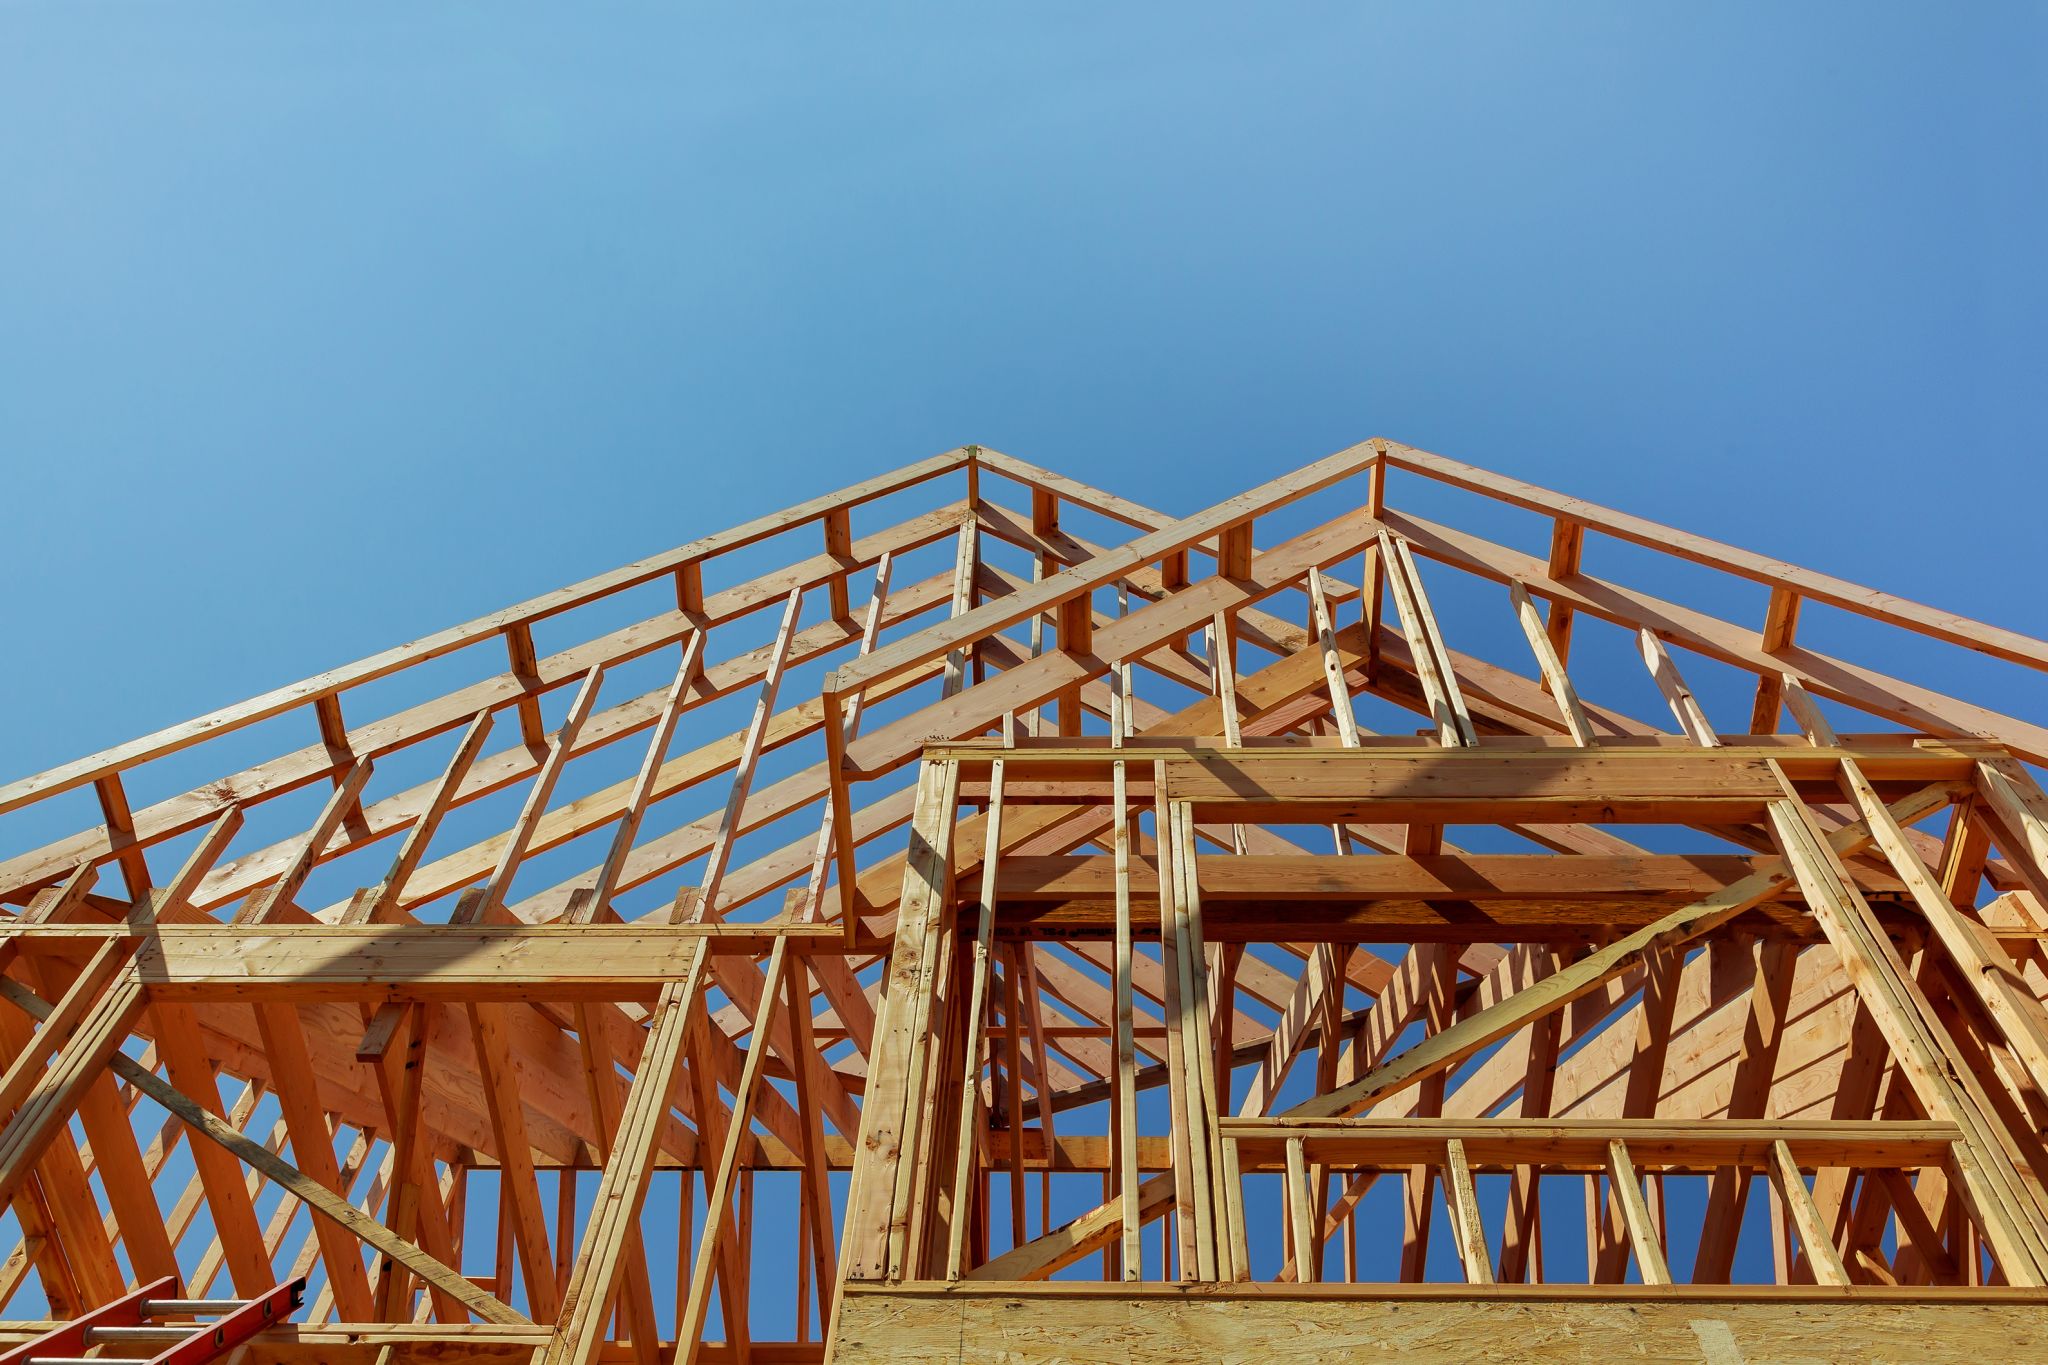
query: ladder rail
[
  {"left": 0, "top": 1276, "right": 179, "bottom": 1365},
  {"left": 1, "top": 1276, "right": 306, "bottom": 1365},
  {"left": 145, "top": 1279, "right": 305, "bottom": 1365}
]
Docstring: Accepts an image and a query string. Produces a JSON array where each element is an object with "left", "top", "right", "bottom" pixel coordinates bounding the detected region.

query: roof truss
[{"left": 1, "top": 440, "right": 2045, "bottom": 1362}]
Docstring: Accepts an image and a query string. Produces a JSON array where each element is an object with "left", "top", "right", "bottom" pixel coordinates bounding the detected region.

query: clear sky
[
  {"left": 4, "top": 3, "right": 2043, "bottom": 777},
  {"left": 1, "top": 0, "right": 2044, "bottom": 1318}
]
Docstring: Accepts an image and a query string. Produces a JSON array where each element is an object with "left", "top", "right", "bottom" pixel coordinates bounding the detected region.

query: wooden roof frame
[{"left": 1, "top": 439, "right": 2045, "bottom": 1362}]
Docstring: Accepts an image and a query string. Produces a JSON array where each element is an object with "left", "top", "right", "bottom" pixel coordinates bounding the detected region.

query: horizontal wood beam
[
  {"left": 5, "top": 925, "right": 843, "bottom": 1002},
  {"left": 1219, "top": 1119, "right": 1963, "bottom": 1171},
  {"left": 981, "top": 851, "right": 1906, "bottom": 903},
  {"left": 836, "top": 1283, "right": 2048, "bottom": 1363}
]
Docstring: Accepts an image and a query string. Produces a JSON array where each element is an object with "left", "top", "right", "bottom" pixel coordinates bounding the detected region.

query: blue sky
[
  {"left": 0, "top": 0, "right": 2043, "bottom": 1321},
  {"left": 3, "top": 3, "right": 2042, "bottom": 775}
]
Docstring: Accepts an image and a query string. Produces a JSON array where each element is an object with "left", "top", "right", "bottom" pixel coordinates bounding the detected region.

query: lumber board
[{"left": 836, "top": 1283, "right": 2048, "bottom": 1362}]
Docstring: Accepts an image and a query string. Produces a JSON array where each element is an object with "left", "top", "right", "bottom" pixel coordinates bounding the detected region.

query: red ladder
[{"left": 0, "top": 1277, "right": 306, "bottom": 1365}]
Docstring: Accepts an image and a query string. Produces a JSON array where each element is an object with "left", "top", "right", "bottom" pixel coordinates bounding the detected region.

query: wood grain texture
[{"left": 837, "top": 1286, "right": 2048, "bottom": 1363}]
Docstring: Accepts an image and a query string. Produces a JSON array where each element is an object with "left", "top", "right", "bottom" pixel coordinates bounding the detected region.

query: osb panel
[{"left": 833, "top": 1288, "right": 2048, "bottom": 1364}]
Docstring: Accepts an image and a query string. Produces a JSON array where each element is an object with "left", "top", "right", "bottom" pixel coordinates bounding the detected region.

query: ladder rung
[
  {"left": 6, "top": 1275, "right": 304, "bottom": 1365},
  {"left": 0, "top": 1274, "right": 180, "bottom": 1365},
  {"left": 86, "top": 1327, "right": 186, "bottom": 1344}
]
